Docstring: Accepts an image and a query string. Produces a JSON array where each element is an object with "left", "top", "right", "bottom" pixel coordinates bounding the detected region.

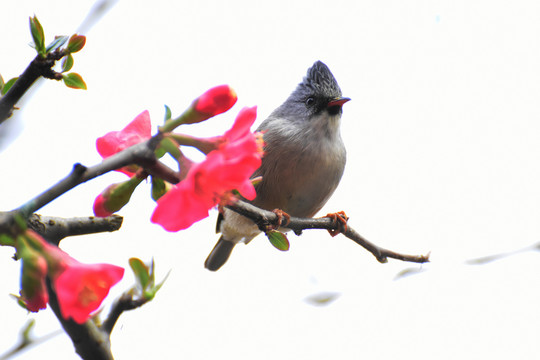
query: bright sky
[{"left": 1, "top": 1, "right": 540, "bottom": 359}]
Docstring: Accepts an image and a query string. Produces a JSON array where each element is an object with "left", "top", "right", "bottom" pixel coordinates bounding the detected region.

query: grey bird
[{"left": 205, "top": 60, "right": 349, "bottom": 271}]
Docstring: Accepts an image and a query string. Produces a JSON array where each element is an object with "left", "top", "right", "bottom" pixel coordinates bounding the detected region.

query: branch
[
  {"left": 228, "top": 200, "right": 430, "bottom": 264},
  {"left": 27, "top": 214, "right": 123, "bottom": 245},
  {"left": 0, "top": 133, "right": 175, "bottom": 235},
  {"left": 46, "top": 279, "right": 114, "bottom": 360},
  {"left": 0, "top": 50, "right": 65, "bottom": 124},
  {"left": 101, "top": 291, "right": 148, "bottom": 335}
]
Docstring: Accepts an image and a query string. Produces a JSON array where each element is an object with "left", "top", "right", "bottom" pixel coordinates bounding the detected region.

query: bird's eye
[{"left": 305, "top": 97, "right": 315, "bottom": 106}]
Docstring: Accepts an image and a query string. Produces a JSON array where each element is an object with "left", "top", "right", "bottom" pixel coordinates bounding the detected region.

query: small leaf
[
  {"left": 61, "top": 53, "right": 74, "bottom": 72},
  {"left": 164, "top": 104, "right": 172, "bottom": 122},
  {"left": 266, "top": 230, "right": 290, "bottom": 251},
  {"left": 67, "top": 34, "right": 86, "bottom": 53},
  {"left": 151, "top": 177, "right": 168, "bottom": 201},
  {"left": 0, "top": 73, "right": 4, "bottom": 92},
  {"left": 10, "top": 294, "right": 28, "bottom": 310},
  {"left": 29, "top": 16, "right": 45, "bottom": 56},
  {"left": 129, "top": 257, "right": 150, "bottom": 290},
  {"left": 0, "top": 234, "right": 15, "bottom": 246},
  {"left": 1, "top": 77, "right": 18, "bottom": 95},
  {"left": 143, "top": 270, "right": 170, "bottom": 301},
  {"left": 62, "top": 73, "right": 87, "bottom": 90},
  {"left": 46, "top": 35, "right": 68, "bottom": 53}
]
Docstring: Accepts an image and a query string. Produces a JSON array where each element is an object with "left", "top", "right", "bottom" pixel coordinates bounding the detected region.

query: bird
[{"left": 205, "top": 60, "right": 349, "bottom": 271}]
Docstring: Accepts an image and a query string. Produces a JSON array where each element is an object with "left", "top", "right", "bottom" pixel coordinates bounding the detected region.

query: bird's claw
[
  {"left": 324, "top": 211, "right": 349, "bottom": 237},
  {"left": 271, "top": 209, "right": 291, "bottom": 229}
]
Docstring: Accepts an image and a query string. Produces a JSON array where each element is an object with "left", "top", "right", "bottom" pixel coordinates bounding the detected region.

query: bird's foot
[
  {"left": 271, "top": 209, "right": 291, "bottom": 229},
  {"left": 324, "top": 211, "right": 349, "bottom": 237}
]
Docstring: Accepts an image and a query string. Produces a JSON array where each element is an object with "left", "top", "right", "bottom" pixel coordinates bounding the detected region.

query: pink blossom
[
  {"left": 53, "top": 260, "right": 124, "bottom": 324},
  {"left": 151, "top": 106, "right": 262, "bottom": 231},
  {"left": 96, "top": 110, "right": 152, "bottom": 176}
]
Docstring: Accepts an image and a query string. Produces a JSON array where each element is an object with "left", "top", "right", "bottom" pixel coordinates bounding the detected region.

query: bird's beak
[{"left": 327, "top": 97, "right": 351, "bottom": 108}]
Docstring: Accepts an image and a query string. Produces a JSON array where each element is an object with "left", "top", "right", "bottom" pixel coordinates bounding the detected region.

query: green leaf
[
  {"left": 29, "top": 16, "right": 45, "bottom": 56},
  {"left": 46, "top": 35, "right": 68, "bottom": 53},
  {"left": 266, "top": 230, "right": 290, "bottom": 251},
  {"left": 0, "top": 73, "right": 4, "bottom": 92},
  {"left": 1, "top": 77, "right": 18, "bottom": 95},
  {"left": 67, "top": 34, "right": 86, "bottom": 53},
  {"left": 129, "top": 257, "right": 150, "bottom": 290},
  {"left": 164, "top": 104, "right": 172, "bottom": 122},
  {"left": 62, "top": 73, "right": 87, "bottom": 90},
  {"left": 61, "top": 53, "right": 74, "bottom": 72},
  {"left": 0, "top": 234, "right": 15, "bottom": 246},
  {"left": 151, "top": 176, "right": 167, "bottom": 201},
  {"left": 143, "top": 269, "right": 170, "bottom": 301}
]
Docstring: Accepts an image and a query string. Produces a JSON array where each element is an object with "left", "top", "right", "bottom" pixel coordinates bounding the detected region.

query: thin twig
[
  {"left": 101, "top": 291, "right": 148, "bottom": 335},
  {"left": 228, "top": 200, "right": 430, "bottom": 264}
]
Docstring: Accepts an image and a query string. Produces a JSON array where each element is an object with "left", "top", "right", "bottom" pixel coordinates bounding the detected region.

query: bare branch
[
  {"left": 26, "top": 214, "right": 123, "bottom": 245},
  {"left": 0, "top": 50, "right": 66, "bottom": 124},
  {"left": 228, "top": 200, "right": 430, "bottom": 264},
  {"left": 101, "top": 291, "right": 148, "bottom": 335}
]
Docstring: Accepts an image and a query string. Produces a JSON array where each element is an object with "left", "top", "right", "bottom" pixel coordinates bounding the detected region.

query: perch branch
[{"left": 228, "top": 200, "right": 429, "bottom": 264}]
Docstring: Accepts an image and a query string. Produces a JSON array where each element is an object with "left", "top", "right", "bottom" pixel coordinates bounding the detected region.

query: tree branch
[
  {"left": 101, "top": 291, "right": 148, "bottom": 335},
  {"left": 0, "top": 50, "right": 65, "bottom": 124},
  {"left": 27, "top": 214, "right": 123, "bottom": 245},
  {"left": 46, "top": 278, "right": 114, "bottom": 360},
  {"left": 0, "top": 134, "right": 174, "bottom": 236},
  {"left": 228, "top": 200, "right": 430, "bottom": 264}
]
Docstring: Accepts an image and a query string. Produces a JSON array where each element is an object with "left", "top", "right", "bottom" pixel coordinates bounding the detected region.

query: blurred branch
[
  {"left": 77, "top": 0, "right": 119, "bottom": 34},
  {"left": 0, "top": 320, "right": 62, "bottom": 360},
  {"left": 0, "top": 50, "right": 65, "bottom": 124},
  {"left": 465, "top": 241, "right": 540, "bottom": 265},
  {"left": 228, "top": 200, "right": 430, "bottom": 264}
]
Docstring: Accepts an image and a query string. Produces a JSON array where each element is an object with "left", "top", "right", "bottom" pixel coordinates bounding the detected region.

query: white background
[{"left": 1, "top": 1, "right": 540, "bottom": 359}]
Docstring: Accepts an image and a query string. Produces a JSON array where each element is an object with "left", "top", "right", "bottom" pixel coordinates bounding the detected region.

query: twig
[
  {"left": 0, "top": 327, "right": 63, "bottom": 360},
  {"left": 0, "top": 134, "right": 173, "bottom": 235},
  {"left": 101, "top": 291, "right": 148, "bottom": 335},
  {"left": 228, "top": 200, "right": 430, "bottom": 264},
  {"left": 0, "top": 50, "right": 65, "bottom": 124}
]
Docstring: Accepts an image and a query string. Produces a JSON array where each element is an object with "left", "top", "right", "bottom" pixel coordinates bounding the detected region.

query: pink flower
[
  {"left": 151, "top": 106, "right": 262, "bottom": 231},
  {"left": 193, "top": 85, "right": 237, "bottom": 118},
  {"left": 19, "top": 231, "right": 125, "bottom": 324},
  {"left": 53, "top": 260, "right": 124, "bottom": 324},
  {"left": 96, "top": 110, "right": 152, "bottom": 176}
]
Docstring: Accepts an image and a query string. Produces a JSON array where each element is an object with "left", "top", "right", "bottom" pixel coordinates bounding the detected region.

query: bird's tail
[{"left": 204, "top": 236, "right": 236, "bottom": 271}]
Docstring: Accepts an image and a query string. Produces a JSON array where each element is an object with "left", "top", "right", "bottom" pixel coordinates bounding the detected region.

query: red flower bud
[{"left": 193, "top": 85, "right": 237, "bottom": 118}]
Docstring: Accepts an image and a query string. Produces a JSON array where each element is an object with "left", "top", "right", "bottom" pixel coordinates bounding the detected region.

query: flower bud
[
  {"left": 93, "top": 177, "right": 143, "bottom": 217},
  {"left": 193, "top": 85, "right": 237, "bottom": 119},
  {"left": 18, "top": 234, "right": 49, "bottom": 312}
]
